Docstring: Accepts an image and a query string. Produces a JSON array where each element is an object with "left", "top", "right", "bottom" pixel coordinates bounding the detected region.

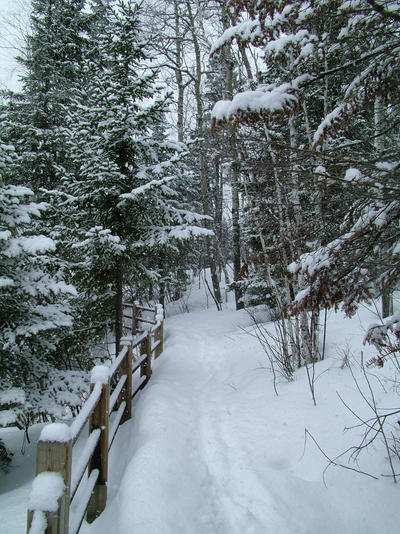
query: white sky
[{"left": 0, "top": 0, "right": 30, "bottom": 91}]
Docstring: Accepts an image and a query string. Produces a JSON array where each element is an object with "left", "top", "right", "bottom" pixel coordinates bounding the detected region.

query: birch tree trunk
[
  {"left": 288, "top": 114, "right": 316, "bottom": 363},
  {"left": 173, "top": 0, "right": 185, "bottom": 143},
  {"left": 221, "top": 6, "right": 244, "bottom": 310},
  {"left": 185, "top": 0, "right": 222, "bottom": 309},
  {"left": 115, "top": 259, "right": 123, "bottom": 357},
  {"left": 375, "top": 96, "right": 393, "bottom": 318}
]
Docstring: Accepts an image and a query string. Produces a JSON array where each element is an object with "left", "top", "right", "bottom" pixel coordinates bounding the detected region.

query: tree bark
[
  {"left": 231, "top": 162, "right": 243, "bottom": 309},
  {"left": 375, "top": 96, "right": 393, "bottom": 318},
  {"left": 173, "top": 0, "right": 185, "bottom": 143},
  {"left": 222, "top": 7, "right": 243, "bottom": 310},
  {"left": 115, "top": 260, "right": 123, "bottom": 357},
  {"left": 185, "top": 0, "right": 222, "bottom": 309}
]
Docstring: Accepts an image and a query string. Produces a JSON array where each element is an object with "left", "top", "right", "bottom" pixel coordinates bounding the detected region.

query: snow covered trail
[
  {"left": 81, "top": 307, "right": 398, "bottom": 534},
  {"left": 1, "top": 298, "right": 398, "bottom": 533}
]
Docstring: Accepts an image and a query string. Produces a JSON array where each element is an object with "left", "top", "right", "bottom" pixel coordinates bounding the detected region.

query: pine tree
[
  {"left": 0, "top": 0, "right": 98, "bottom": 429},
  {"left": 211, "top": 0, "right": 342, "bottom": 363},
  {"left": 10, "top": 0, "right": 88, "bottom": 190},
  {"left": 212, "top": 0, "right": 400, "bottom": 365},
  {"left": 62, "top": 0, "right": 210, "bottom": 351},
  {"left": 258, "top": 0, "right": 400, "bottom": 318},
  {"left": 0, "top": 140, "right": 76, "bottom": 428}
]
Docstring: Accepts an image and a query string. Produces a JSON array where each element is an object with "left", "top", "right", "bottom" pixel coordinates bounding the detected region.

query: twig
[
  {"left": 304, "top": 428, "right": 379, "bottom": 483},
  {"left": 204, "top": 276, "right": 222, "bottom": 311}
]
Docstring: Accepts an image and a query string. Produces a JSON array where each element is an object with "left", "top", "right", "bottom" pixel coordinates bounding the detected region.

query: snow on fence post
[
  {"left": 153, "top": 304, "right": 164, "bottom": 359},
  {"left": 27, "top": 423, "right": 73, "bottom": 534},
  {"left": 120, "top": 342, "right": 132, "bottom": 423},
  {"left": 140, "top": 331, "right": 152, "bottom": 388},
  {"left": 86, "top": 366, "right": 110, "bottom": 524},
  {"left": 156, "top": 320, "right": 164, "bottom": 358}
]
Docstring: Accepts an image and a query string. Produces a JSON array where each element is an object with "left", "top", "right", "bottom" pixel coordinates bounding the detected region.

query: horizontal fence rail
[{"left": 27, "top": 304, "right": 164, "bottom": 534}]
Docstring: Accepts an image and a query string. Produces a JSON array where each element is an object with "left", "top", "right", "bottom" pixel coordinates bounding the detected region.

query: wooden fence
[{"left": 27, "top": 304, "right": 164, "bottom": 534}]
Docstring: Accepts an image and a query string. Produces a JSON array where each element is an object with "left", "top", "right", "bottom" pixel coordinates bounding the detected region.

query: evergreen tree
[
  {"left": 212, "top": 0, "right": 400, "bottom": 366},
  {"left": 211, "top": 0, "right": 343, "bottom": 363},
  {"left": 0, "top": 0, "right": 95, "bottom": 428},
  {"left": 0, "top": 140, "right": 76, "bottom": 428},
  {"left": 9, "top": 0, "right": 88, "bottom": 190},
  {"left": 62, "top": 0, "right": 209, "bottom": 351},
  {"left": 288, "top": 0, "right": 400, "bottom": 317}
]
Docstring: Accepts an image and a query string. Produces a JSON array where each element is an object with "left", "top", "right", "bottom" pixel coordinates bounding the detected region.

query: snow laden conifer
[
  {"left": 0, "top": 141, "right": 77, "bottom": 431},
  {"left": 217, "top": 0, "right": 400, "bottom": 323},
  {"left": 9, "top": 0, "right": 88, "bottom": 190},
  {"left": 211, "top": 0, "right": 400, "bottom": 381},
  {"left": 0, "top": 1, "right": 97, "bottom": 435},
  {"left": 211, "top": 0, "right": 346, "bottom": 367},
  {"left": 286, "top": 0, "right": 400, "bottom": 322},
  {"left": 62, "top": 0, "right": 210, "bottom": 352}
]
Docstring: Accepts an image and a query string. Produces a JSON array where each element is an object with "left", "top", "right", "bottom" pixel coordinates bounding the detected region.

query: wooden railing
[{"left": 27, "top": 304, "right": 164, "bottom": 534}]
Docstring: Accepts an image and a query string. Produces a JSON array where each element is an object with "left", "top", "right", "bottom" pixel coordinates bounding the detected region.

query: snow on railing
[
  {"left": 28, "top": 472, "right": 65, "bottom": 534},
  {"left": 69, "top": 383, "right": 102, "bottom": 444},
  {"left": 70, "top": 429, "right": 101, "bottom": 499},
  {"left": 27, "top": 304, "right": 164, "bottom": 534}
]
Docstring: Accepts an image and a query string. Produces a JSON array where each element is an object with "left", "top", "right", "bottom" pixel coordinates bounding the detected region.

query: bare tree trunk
[
  {"left": 115, "top": 260, "right": 123, "bottom": 357},
  {"left": 242, "top": 171, "right": 295, "bottom": 361},
  {"left": 260, "top": 125, "right": 300, "bottom": 363},
  {"left": 173, "top": 0, "right": 184, "bottom": 143},
  {"left": 231, "top": 162, "right": 243, "bottom": 309},
  {"left": 288, "top": 114, "right": 316, "bottom": 362},
  {"left": 222, "top": 7, "right": 243, "bottom": 310},
  {"left": 375, "top": 96, "right": 393, "bottom": 318},
  {"left": 186, "top": 0, "right": 222, "bottom": 309},
  {"left": 239, "top": 42, "right": 253, "bottom": 81}
]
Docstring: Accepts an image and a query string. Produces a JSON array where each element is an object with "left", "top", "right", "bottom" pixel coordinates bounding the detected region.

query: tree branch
[{"left": 364, "top": 0, "right": 400, "bottom": 22}]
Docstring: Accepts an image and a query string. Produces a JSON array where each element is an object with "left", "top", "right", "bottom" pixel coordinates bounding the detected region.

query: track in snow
[{"left": 81, "top": 306, "right": 398, "bottom": 534}]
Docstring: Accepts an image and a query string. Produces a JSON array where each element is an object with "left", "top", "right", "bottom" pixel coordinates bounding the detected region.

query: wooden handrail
[
  {"left": 137, "top": 317, "right": 156, "bottom": 325},
  {"left": 27, "top": 305, "right": 164, "bottom": 534},
  {"left": 121, "top": 304, "right": 163, "bottom": 337},
  {"left": 121, "top": 304, "right": 154, "bottom": 313}
]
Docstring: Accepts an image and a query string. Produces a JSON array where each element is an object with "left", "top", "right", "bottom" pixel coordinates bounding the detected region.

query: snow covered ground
[{"left": 1, "top": 276, "right": 399, "bottom": 533}]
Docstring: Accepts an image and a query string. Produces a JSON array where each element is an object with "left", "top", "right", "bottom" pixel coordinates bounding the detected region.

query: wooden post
[
  {"left": 140, "top": 331, "right": 152, "bottom": 387},
  {"left": 87, "top": 369, "right": 110, "bottom": 523},
  {"left": 132, "top": 302, "right": 142, "bottom": 335},
  {"left": 120, "top": 343, "right": 132, "bottom": 423},
  {"left": 27, "top": 423, "right": 72, "bottom": 534},
  {"left": 154, "top": 320, "right": 164, "bottom": 359},
  {"left": 131, "top": 302, "right": 137, "bottom": 335},
  {"left": 159, "top": 320, "right": 164, "bottom": 356},
  {"left": 139, "top": 334, "right": 146, "bottom": 359}
]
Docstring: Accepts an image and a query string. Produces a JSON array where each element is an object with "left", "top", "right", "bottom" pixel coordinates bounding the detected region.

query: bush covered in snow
[
  {"left": 0, "top": 371, "right": 90, "bottom": 438},
  {"left": 0, "top": 437, "right": 12, "bottom": 473}
]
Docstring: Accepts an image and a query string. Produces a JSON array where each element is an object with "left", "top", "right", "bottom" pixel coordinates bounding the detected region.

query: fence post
[
  {"left": 87, "top": 366, "right": 110, "bottom": 523},
  {"left": 153, "top": 304, "right": 164, "bottom": 359},
  {"left": 154, "top": 320, "right": 164, "bottom": 359},
  {"left": 120, "top": 343, "right": 132, "bottom": 423},
  {"left": 27, "top": 423, "right": 72, "bottom": 534},
  {"left": 140, "top": 331, "right": 152, "bottom": 387},
  {"left": 131, "top": 302, "right": 137, "bottom": 335}
]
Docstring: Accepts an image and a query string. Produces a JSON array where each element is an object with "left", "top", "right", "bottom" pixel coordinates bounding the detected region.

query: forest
[{"left": 0, "top": 0, "right": 399, "bottom": 488}]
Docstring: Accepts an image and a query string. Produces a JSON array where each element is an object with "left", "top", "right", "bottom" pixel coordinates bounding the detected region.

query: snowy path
[
  {"left": 1, "top": 299, "right": 399, "bottom": 533},
  {"left": 80, "top": 307, "right": 398, "bottom": 534}
]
